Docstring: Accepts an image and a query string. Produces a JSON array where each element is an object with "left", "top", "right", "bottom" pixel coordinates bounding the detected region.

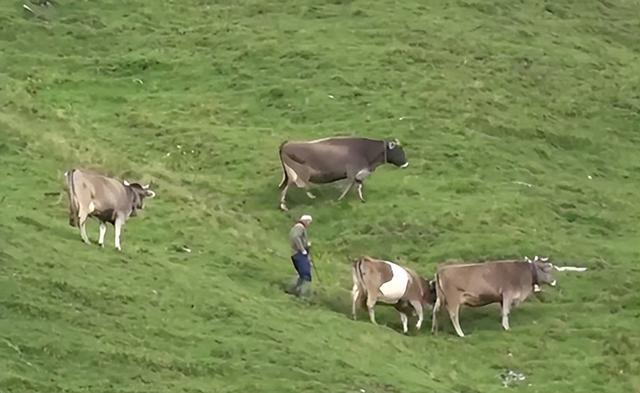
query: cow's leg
[
  {"left": 431, "top": 297, "right": 442, "bottom": 334},
  {"left": 114, "top": 215, "right": 124, "bottom": 251},
  {"left": 501, "top": 297, "right": 512, "bottom": 331},
  {"left": 354, "top": 169, "right": 371, "bottom": 203},
  {"left": 78, "top": 210, "right": 91, "bottom": 245},
  {"left": 366, "top": 295, "right": 378, "bottom": 325},
  {"left": 399, "top": 312, "right": 409, "bottom": 334},
  {"left": 409, "top": 299, "right": 424, "bottom": 330},
  {"left": 351, "top": 284, "right": 361, "bottom": 320},
  {"left": 98, "top": 221, "right": 107, "bottom": 248},
  {"left": 337, "top": 181, "right": 354, "bottom": 201},
  {"left": 279, "top": 182, "right": 290, "bottom": 211},
  {"left": 356, "top": 182, "right": 365, "bottom": 202},
  {"left": 447, "top": 303, "right": 465, "bottom": 337}
]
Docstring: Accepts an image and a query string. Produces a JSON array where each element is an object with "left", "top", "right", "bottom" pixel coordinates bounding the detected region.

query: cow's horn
[
  {"left": 123, "top": 180, "right": 130, "bottom": 186},
  {"left": 553, "top": 265, "right": 588, "bottom": 272},
  {"left": 143, "top": 184, "right": 150, "bottom": 189},
  {"left": 541, "top": 256, "right": 549, "bottom": 262},
  {"left": 524, "top": 256, "right": 532, "bottom": 263},
  {"left": 146, "top": 190, "right": 156, "bottom": 198}
]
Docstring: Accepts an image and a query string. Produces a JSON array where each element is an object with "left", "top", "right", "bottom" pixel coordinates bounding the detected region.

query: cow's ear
[
  {"left": 388, "top": 141, "right": 397, "bottom": 149},
  {"left": 123, "top": 180, "right": 130, "bottom": 186}
]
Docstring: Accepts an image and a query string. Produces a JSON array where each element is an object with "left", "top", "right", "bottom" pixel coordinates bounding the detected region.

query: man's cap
[{"left": 299, "top": 214, "right": 313, "bottom": 222}]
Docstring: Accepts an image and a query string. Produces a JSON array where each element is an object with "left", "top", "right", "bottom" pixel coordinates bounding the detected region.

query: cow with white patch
[
  {"left": 64, "top": 168, "right": 156, "bottom": 251},
  {"left": 352, "top": 256, "right": 436, "bottom": 334},
  {"left": 277, "top": 136, "right": 409, "bottom": 211},
  {"left": 431, "top": 256, "right": 558, "bottom": 337}
]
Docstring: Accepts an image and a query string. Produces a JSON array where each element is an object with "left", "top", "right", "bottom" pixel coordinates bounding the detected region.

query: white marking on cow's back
[{"left": 378, "top": 261, "right": 410, "bottom": 301}]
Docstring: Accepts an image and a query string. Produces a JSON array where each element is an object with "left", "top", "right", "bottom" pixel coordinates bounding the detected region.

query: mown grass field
[{"left": 1, "top": 0, "right": 639, "bottom": 392}]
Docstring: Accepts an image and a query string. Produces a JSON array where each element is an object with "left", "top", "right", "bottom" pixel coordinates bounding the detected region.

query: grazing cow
[
  {"left": 277, "top": 137, "right": 409, "bottom": 211},
  {"left": 352, "top": 256, "right": 436, "bottom": 334},
  {"left": 431, "top": 256, "right": 557, "bottom": 337},
  {"left": 64, "top": 169, "right": 156, "bottom": 251}
]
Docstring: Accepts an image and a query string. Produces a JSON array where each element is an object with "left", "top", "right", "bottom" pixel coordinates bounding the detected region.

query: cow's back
[
  {"left": 284, "top": 140, "right": 351, "bottom": 167},
  {"left": 73, "top": 170, "right": 129, "bottom": 212},
  {"left": 437, "top": 261, "right": 531, "bottom": 303},
  {"left": 281, "top": 141, "right": 348, "bottom": 184}
]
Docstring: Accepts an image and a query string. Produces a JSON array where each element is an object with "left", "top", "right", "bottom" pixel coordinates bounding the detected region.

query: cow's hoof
[
  {"left": 98, "top": 243, "right": 104, "bottom": 248},
  {"left": 306, "top": 192, "right": 316, "bottom": 200},
  {"left": 279, "top": 203, "right": 288, "bottom": 211}
]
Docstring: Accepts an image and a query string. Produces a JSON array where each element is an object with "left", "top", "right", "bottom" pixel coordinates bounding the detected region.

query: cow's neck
[
  {"left": 364, "top": 139, "right": 387, "bottom": 169},
  {"left": 529, "top": 262, "right": 539, "bottom": 287},
  {"left": 125, "top": 186, "right": 139, "bottom": 215}
]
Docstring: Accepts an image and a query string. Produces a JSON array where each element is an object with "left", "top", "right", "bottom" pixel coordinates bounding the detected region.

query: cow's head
[
  {"left": 124, "top": 180, "right": 156, "bottom": 213},
  {"left": 527, "top": 255, "right": 556, "bottom": 290},
  {"left": 385, "top": 139, "right": 409, "bottom": 168},
  {"left": 420, "top": 277, "right": 437, "bottom": 307}
]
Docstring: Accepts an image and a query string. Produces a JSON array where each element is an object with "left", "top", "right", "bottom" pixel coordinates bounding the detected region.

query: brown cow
[
  {"left": 431, "top": 256, "right": 557, "bottom": 337},
  {"left": 64, "top": 169, "right": 156, "bottom": 251},
  {"left": 277, "top": 137, "right": 409, "bottom": 211},
  {"left": 352, "top": 256, "right": 436, "bottom": 334}
]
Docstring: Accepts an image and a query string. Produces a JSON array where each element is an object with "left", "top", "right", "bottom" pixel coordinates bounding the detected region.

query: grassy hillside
[{"left": 1, "top": 0, "right": 639, "bottom": 392}]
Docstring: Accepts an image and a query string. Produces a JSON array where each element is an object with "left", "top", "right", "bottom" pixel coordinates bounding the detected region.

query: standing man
[{"left": 287, "top": 214, "right": 313, "bottom": 297}]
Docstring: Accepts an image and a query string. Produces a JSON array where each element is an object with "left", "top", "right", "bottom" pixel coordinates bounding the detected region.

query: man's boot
[
  {"left": 286, "top": 277, "right": 303, "bottom": 295},
  {"left": 296, "top": 280, "right": 312, "bottom": 298}
]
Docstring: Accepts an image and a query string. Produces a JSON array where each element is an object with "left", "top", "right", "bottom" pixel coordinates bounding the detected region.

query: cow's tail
[
  {"left": 352, "top": 257, "right": 369, "bottom": 306},
  {"left": 64, "top": 169, "right": 79, "bottom": 227},
  {"left": 433, "top": 271, "right": 445, "bottom": 306},
  {"left": 277, "top": 140, "right": 289, "bottom": 189}
]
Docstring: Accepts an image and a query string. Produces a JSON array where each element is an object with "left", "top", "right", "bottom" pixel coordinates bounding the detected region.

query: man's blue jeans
[{"left": 291, "top": 251, "right": 312, "bottom": 282}]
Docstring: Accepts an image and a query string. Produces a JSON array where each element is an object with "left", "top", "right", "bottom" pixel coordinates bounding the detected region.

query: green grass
[{"left": 1, "top": 0, "right": 640, "bottom": 392}]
